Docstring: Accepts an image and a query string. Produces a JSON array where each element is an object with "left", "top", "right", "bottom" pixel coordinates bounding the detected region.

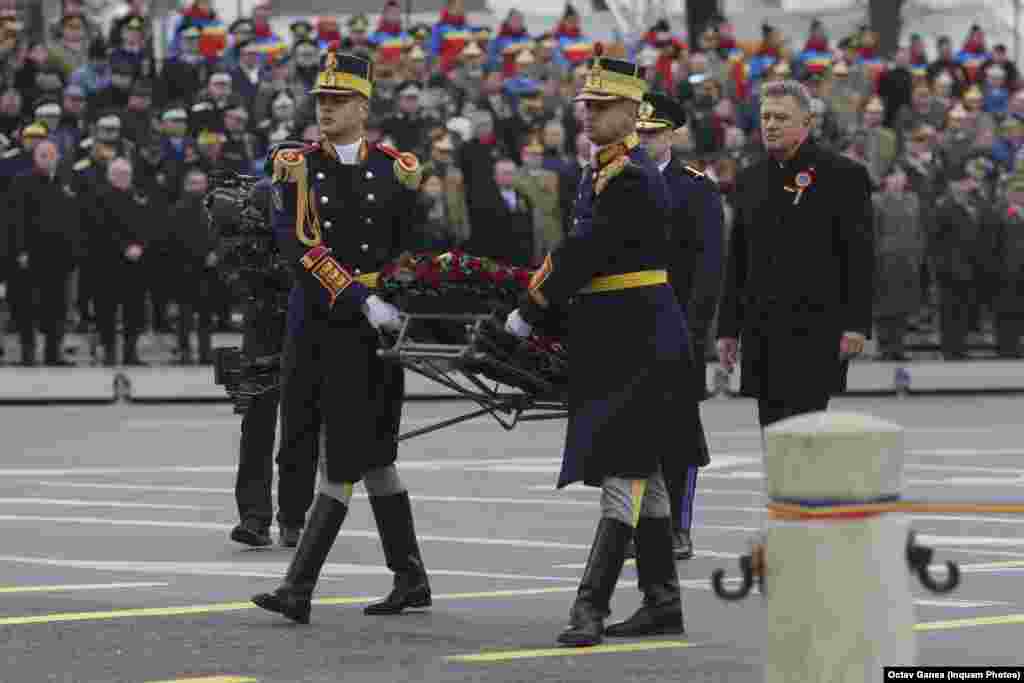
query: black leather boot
[
  {"left": 252, "top": 494, "right": 347, "bottom": 624},
  {"left": 604, "top": 516, "right": 684, "bottom": 637},
  {"left": 557, "top": 517, "right": 633, "bottom": 647},
  {"left": 364, "top": 491, "right": 431, "bottom": 615}
]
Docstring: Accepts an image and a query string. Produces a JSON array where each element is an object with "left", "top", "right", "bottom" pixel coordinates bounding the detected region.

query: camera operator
[{"left": 210, "top": 143, "right": 315, "bottom": 548}]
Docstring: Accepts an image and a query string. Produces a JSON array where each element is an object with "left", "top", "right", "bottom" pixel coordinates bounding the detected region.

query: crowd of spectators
[{"left": 1, "top": 0, "right": 1024, "bottom": 366}]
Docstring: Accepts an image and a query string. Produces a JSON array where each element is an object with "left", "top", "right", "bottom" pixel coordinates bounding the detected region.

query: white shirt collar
[{"left": 334, "top": 139, "right": 363, "bottom": 165}]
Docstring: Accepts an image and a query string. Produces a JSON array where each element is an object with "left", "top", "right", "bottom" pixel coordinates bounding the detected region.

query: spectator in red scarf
[{"left": 314, "top": 16, "right": 341, "bottom": 50}]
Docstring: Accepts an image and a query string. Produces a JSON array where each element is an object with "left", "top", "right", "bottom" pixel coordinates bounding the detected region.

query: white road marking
[
  {"left": 528, "top": 485, "right": 765, "bottom": 497},
  {"left": 0, "top": 489, "right": 758, "bottom": 515},
  {"left": 0, "top": 458, "right": 571, "bottom": 477},
  {"left": 912, "top": 599, "right": 1011, "bottom": 608},
  {"left": 906, "top": 448, "right": 1024, "bottom": 458},
  {"left": 0, "top": 581, "right": 169, "bottom": 594},
  {"left": 907, "top": 478, "right": 1024, "bottom": 487},
  {"left": 942, "top": 548, "right": 1024, "bottom": 559},
  {"left": 0, "top": 466, "right": 237, "bottom": 477},
  {"left": 0, "top": 515, "right": 593, "bottom": 549},
  {"left": 905, "top": 463, "right": 1024, "bottom": 474},
  {"left": 0, "top": 497, "right": 214, "bottom": 511},
  {"left": 34, "top": 481, "right": 231, "bottom": 494},
  {"left": 909, "top": 515, "right": 1024, "bottom": 526},
  {"left": 0, "top": 555, "right": 577, "bottom": 583},
  {"left": 115, "top": 417, "right": 486, "bottom": 431},
  {"left": 703, "top": 426, "right": 1024, "bottom": 439},
  {"left": 918, "top": 534, "right": 1024, "bottom": 549}
]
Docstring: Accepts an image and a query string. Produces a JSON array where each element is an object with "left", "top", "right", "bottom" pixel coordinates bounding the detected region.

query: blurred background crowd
[{"left": 1, "top": 0, "right": 1024, "bottom": 366}]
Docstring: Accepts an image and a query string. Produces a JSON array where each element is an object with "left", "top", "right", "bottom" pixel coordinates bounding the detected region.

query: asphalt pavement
[{"left": 1, "top": 395, "right": 1023, "bottom": 682}]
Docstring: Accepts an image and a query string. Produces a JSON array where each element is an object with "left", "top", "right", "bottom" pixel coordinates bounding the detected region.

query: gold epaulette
[
  {"left": 594, "top": 156, "right": 629, "bottom": 195},
  {"left": 376, "top": 142, "right": 423, "bottom": 190},
  {"left": 73, "top": 158, "right": 92, "bottom": 171},
  {"left": 272, "top": 148, "right": 322, "bottom": 247}
]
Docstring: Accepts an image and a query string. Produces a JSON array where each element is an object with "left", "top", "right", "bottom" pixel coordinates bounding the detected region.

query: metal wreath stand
[{"left": 376, "top": 299, "right": 570, "bottom": 442}]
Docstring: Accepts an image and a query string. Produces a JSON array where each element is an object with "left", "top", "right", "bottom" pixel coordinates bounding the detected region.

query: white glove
[
  {"left": 362, "top": 295, "right": 402, "bottom": 332},
  {"left": 505, "top": 309, "right": 533, "bottom": 338}
]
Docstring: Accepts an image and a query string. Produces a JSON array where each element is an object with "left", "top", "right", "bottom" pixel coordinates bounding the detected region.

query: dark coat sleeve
[
  {"left": 715, "top": 175, "right": 747, "bottom": 340},
  {"left": 837, "top": 163, "right": 876, "bottom": 336},
  {"left": 6, "top": 175, "right": 28, "bottom": 259}
]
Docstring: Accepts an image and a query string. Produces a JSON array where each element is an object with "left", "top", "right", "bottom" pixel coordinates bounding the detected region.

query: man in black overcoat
[
  {"left": 5, "top": 139, "right": 83, "bottom": 365},
  {"left": 717, "top": 79, "right": 874, "bottom": 428}
]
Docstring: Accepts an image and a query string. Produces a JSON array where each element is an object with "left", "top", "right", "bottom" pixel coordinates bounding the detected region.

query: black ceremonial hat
[
  {"left": 575, "top": 44, "right": 647, "bottom": 102},
  {"left": 637, "top": 91, "right": 686, "bottom": 131},
  {"left": 311, "top": 48, "right": 373, "bottom": 98}
]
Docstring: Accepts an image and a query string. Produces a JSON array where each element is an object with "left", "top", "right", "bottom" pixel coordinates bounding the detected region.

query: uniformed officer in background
[
  {"left": 252, "top": 50, "right": 430, "bottom": 625},
  {"left": 506, "top": 49, "right": 705, "bottom": 647},
  {"left": 931, "top": 154, "right": 993, "bottom": 360},
  {"left": 635, "top": 92, "right": 720, "bottom": 562}
]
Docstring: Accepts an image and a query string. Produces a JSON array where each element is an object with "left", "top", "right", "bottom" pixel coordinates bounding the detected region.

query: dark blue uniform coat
[
  {"left": 271, "top": 140, "right": 421, "bottom": 485},
  {"left": 663, "top": 156, "right": 724, "bottom": 400},
  {"left": 522, "top": 138, "right": 708, "bottom": 489}
]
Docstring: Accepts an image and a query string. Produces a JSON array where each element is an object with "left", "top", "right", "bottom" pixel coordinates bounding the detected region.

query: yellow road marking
[
  {"left": 0, "top": 587, "right": 576, "bottom": 627},
  {"left": 446, "top": 639, "right": 700, "bottom": 663},
  {"left": 145, "top": 677, "right": 257, "bottom": 683},
  {"left": 447, "top": 613, "right": 1024, "bottom": 665},
  {"left": 0, "top": 582, "right": 168, "bottom": 594},
  {"left": 915, "top": 613, "right": 1024, "bottom": 632}
]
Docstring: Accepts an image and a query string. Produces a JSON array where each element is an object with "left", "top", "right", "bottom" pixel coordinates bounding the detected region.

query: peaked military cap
[
  {"left": 311, "top": 49, "right": 374, "bottom": 98},
  {"left": 637, "top": 92, "right": 686, "bottom": 131},
  {"left": 290, "top": 19, "right": 313, "bottom": 35},
  {"left": 348, "top": 13, "right": 369, "bottom": 31},
  {"left": 575, "top": 44, "right": 648, "bottom": 103}
]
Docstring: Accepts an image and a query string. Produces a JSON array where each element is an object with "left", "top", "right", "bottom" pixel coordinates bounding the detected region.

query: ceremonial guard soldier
[
  {"left": 716, "top": 80, "right": 874, "bottom": 427},
  {"left": 506, "top": 49, "right": 705, "bottom": 647},
  {"left": 252, "top": 49, "right": 431, "bottom": 624},
  {"left": 634, "top": 92, "right": 721, "bottom": 561}
]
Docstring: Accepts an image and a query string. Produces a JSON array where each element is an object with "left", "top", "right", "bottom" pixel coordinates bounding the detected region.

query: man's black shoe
[
  {"left": 603, "top": 603, "right": 685, "bottom": 637},
  {"left": 230, "top": 519, "right": 271, "bottom": 547},
  {"left": 251, "top": 589, "right": 311, "bottom": 624},
  {"left": 279, "top": 525, "right": 302, "bottom": 548}
]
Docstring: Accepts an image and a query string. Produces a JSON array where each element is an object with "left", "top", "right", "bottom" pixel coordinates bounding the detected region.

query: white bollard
[{"left": 762, "top": 411, "right": 915, "bottom": 683}]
